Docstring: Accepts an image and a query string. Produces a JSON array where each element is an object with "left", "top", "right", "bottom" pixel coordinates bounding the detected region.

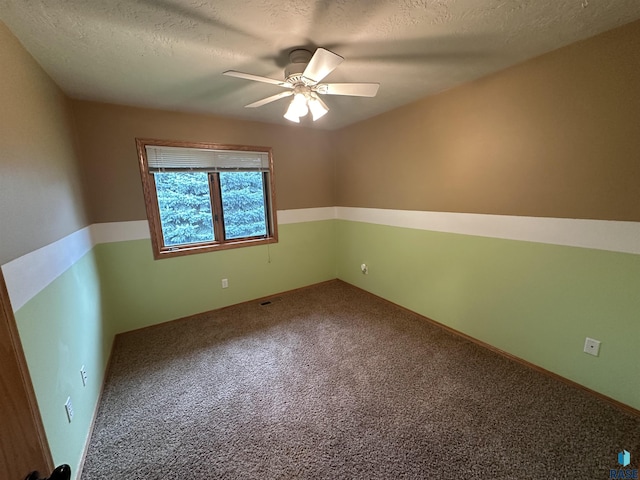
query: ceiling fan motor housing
[{"left": 285, "top": 49, "right": 312, "bottom": 84}]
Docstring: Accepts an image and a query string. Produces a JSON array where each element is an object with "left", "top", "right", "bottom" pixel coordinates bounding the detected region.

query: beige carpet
[{"left": 81, "top": 280, "right": 640, "bottom": 479}]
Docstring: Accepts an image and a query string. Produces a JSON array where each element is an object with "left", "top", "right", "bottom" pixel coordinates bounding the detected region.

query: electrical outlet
[
  {"left": 583, "top": 337, "right": 601, "bottom": 356},
  {"left": 65, "top": 397, "right": 74, "bottom": 423},
  {"left": 80, "top": 365, "right": 88, "bottom": 387},
  {"left": 221, "top": 278, "right": 229, "bottom": 288}
]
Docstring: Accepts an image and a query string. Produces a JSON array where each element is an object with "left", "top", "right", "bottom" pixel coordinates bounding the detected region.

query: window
[{"left": 136, "top": 139, "right": 277, "bottom": 259}]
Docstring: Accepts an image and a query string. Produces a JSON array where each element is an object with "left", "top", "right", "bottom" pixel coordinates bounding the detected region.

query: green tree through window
[
  {"left": 220, "top": 171, "right": 267, "bottom": 240},
  {"left": 155, "top": 172, "right": 214, "bottom": 246},
  {"left": 136, "top": 139, "right": 277, "bottom": 259}
]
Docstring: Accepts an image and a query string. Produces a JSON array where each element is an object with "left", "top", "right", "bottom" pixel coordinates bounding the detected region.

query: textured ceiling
[{"left": 2, "top": 0, "right": 640, "bottom": 130}]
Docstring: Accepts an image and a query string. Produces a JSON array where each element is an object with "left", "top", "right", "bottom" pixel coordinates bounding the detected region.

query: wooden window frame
[{"left": 136, "top": 138, "right": 278, "bottom": 260}]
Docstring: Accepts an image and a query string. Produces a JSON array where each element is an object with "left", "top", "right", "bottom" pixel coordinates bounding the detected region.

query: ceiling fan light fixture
[
  {"left": 292, "top": 92, "right": 309, "bottom": 116},
  {"left": 284, "top": 92, "right": 310, "bottom": 123},
  {"left": 283, "top": 106, "right": 301, "bottom": 123},
  {"left": 308, "top": 96, "right": 328, "bottom": 121}
]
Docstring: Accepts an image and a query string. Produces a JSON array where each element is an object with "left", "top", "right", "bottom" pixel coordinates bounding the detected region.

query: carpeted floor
[{"left": 81, "top": 280, "right": 640, "bottom": 479}]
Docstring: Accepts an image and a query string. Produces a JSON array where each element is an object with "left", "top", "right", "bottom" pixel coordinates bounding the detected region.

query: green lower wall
[
  {"left": 14, "top": 250, "right": 113, "bottom": 475},
  {"left": 95, "top": 220, "right": 337, "bottom": 333},
  {"left": 335, "top": 220, "right": 640, "bottom": 410}
]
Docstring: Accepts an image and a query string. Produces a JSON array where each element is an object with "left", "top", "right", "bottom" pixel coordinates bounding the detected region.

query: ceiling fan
[{"left": 223, "top": 48, "right": 380, "bottom": 123}]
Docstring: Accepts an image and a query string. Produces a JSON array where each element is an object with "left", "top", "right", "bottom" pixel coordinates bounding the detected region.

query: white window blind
[{"left": 146, "top": 145, "right": 270, "bottom": 172}]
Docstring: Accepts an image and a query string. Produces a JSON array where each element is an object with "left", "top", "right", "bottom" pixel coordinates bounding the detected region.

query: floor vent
[{"left": 259, "top": 297, "right": 282, "bottom": 306}]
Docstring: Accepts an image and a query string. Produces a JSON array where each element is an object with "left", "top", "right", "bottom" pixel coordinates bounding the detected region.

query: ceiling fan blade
[
  {"left": 302, "top": 48, "right": 344, "bottom": 84},
  {"left": 223, "top": 70, "right": 291, "bottom": 87},
  {"left": 318, "top": 83, "right": 380, "bottom": 97},
  {"left": 245, "top": 91, "right": 293, "bottom": 108}
]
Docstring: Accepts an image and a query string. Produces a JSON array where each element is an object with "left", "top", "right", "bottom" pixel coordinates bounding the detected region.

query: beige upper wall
[
  {"left": 334, "top": 20, "right": 640, "bottom": 221},
  {"left": 4, "top": 16, "right": 639, "bottom": 245},
  {"left": 71, "top": 101, "right": 334, "bottom": 223},
  {"left": 0, "top": 22, "right": 88, "bottom": 265}
]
